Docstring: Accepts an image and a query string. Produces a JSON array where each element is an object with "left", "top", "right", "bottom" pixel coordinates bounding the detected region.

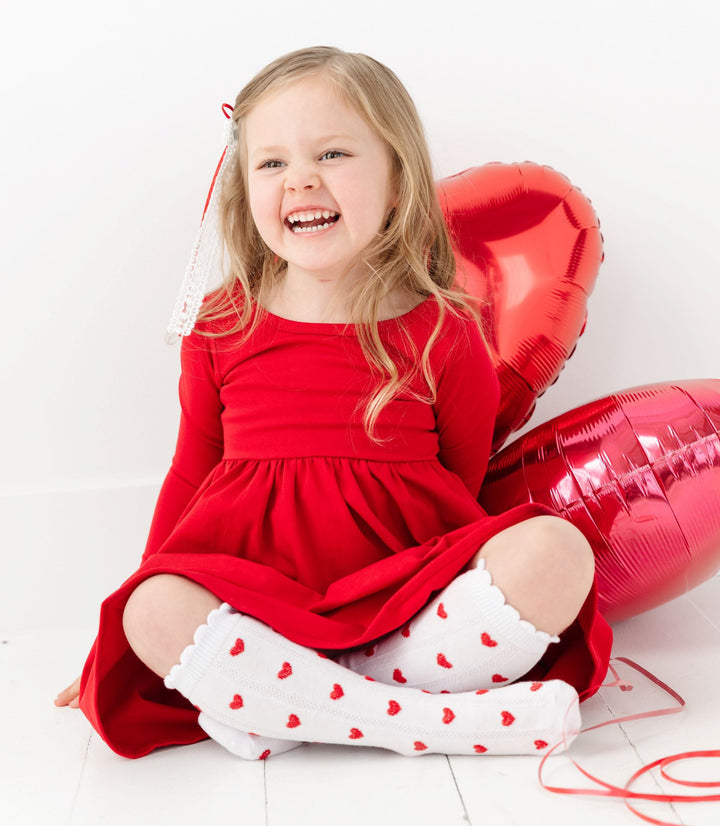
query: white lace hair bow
[{"left": 166, "top": 104, "right": 237, "bottom": 340}]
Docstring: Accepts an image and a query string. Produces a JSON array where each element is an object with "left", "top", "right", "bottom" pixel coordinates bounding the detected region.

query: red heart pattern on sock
[
  {"left": 195, "top": 589, "right": 568, "bottom": 758},
  {"left": 364, "top": 675, "right": 375, "bottom": 681},
  {"left": 393, "top": 668, "right": 407, "bottom": 683},
  {"left": 178, "top": 594, "right": 570, "bottom": 761}
]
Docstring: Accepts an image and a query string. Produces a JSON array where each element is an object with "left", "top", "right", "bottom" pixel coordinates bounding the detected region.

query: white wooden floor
[{"left": 3, "top": 576, "right": 720, "bottom": 826}]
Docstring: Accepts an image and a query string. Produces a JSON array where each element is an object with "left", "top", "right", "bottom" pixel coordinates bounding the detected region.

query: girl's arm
[
  {"left": 434, "top": 315, "right": 500, "bottom": 499},
  {"left": 141, "top": 330, "right": 224, "bottom": 562}
]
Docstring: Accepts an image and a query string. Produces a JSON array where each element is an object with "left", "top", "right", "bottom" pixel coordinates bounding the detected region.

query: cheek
[
  {"left": 344, "top": 171, "right": 390, "bottom": 222},
  {"left": 247, "top": 179, "right": 277, "bottom": 226},
  {"left": 246, "top": 189, "right": 281, "bottom": 257}
]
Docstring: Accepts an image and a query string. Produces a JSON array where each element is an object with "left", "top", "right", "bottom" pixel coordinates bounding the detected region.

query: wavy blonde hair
[{"left": 198, "top": 46, "right": 485, "bottom": 440}]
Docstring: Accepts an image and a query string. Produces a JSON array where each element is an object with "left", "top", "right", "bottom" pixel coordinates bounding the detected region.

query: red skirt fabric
[{"left": 79, "top": 301, "right": 612, "bottom": 758}]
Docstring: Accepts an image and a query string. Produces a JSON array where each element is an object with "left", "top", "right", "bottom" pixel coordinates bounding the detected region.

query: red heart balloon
[
  {"left": 437, "top": 163, "right": 604, "bottom": 451},
  {"left": 478, "top": 379, "right": 720, "bottom": 622}
]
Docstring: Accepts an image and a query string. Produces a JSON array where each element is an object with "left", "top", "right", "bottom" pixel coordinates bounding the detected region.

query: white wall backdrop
[{"left": 2, "top": 0, "right": 718, "bottom": 630}]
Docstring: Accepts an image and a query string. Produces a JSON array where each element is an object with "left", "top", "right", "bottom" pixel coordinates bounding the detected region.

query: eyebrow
[{"left": 249, "top": 134, "right": 358, "bottom": 158}]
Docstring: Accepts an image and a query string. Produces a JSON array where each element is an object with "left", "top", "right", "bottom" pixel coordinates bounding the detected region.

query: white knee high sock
[
  {"left": 165, "top": 603, "right": 580, "bottom": 758},
  {"left": 190, "top": 561, "right": 559, "bottom": 759},
  {"left": 197, "top": 713, "right": 300, "bottom": 760},
  {"left": 338, "top": 560, "right": 558, "bottom": 692}
]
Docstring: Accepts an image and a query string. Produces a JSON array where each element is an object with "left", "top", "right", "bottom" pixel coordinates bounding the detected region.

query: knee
[
  {"left": 122, "top": 575, "right": 179, "bottom": 656},
  {"left": 527, "top": 516, "right": 595, "bottom": 598},
  {"left": 476, "top": 516, "right": 595, "bottom": 636},
  {"left": 122, "top": 574, "right": 221, "bottom": 678},
  {"left": 522, "top": 517, "right": 595, "bottom": 634}
]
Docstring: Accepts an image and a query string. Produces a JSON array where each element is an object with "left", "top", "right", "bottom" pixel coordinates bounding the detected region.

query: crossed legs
[{"left": 122, "top": 516, "right": 595, "bottom": 756}]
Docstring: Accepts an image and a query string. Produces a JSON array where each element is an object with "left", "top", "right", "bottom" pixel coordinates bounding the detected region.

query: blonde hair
[{"left": 198, "top": 46, "right": 485, "bottom": 440}]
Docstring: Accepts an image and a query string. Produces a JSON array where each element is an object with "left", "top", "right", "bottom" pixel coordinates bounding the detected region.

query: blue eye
[{"left": 320, "top": 150, "right": 345, "bottom": 161}]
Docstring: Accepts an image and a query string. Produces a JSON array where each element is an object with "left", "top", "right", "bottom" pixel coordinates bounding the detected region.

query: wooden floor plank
[
  {"left": 0, "top": 630, "right": 94, "bottom": 826},
  {"left": 265, "top": 743, "right": 469, "bottom": 826},
  {"left": 686, "top": 574, "right": 720, "bottom": 630},
  {"left": 599, "top": 584, "right": 720, "bottom": 825},
  {"left": 4, "top": 583, "right": 719, "bottom": 826},
  {"left": 450, "top": 692, "right": 658, "bottom": 826},
  {"left": 71, "top": 735, "right": 267, "bottom": 826}
]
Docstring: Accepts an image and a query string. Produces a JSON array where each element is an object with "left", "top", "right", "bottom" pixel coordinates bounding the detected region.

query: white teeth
[
  {"left": 291, "top": 222, "right": 333, "bottom": 233},
  {"left": 287, "top": 209, "right": 338, "bottom": 223}
]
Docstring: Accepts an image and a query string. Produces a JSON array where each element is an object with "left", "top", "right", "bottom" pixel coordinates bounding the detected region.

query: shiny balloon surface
[
  {"left": 479, "top": 380, "right": 720, "bottom": 622},
  {"left": 437, "top": 163, "right": 603, "bottom": 451}
]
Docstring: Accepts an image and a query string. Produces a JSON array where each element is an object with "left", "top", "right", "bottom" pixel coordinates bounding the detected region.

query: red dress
[{"left": 80, "top": 299, "right": 612, "bottom": 757}]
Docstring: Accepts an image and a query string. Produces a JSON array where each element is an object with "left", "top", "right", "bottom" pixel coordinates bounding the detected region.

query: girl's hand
[{"left": 54, "top": 676, "right": 81, "bottom": 708}]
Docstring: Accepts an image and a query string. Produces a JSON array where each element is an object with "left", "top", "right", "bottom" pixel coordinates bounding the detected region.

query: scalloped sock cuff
[{"left": 338, "top": 559, "right": 558, "bottom": 691}]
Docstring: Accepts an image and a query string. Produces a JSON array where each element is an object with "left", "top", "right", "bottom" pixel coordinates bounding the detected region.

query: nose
[{"left": 283, "top": 162, "right": 320, "bottom": 192}]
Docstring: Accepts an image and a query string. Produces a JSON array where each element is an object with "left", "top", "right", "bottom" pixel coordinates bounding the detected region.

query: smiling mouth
[{"left": 286, "top": 210, "right": 340, "bottom": 233}]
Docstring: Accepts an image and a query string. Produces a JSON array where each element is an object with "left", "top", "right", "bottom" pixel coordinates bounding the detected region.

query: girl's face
[{"left": 244, "top": 73, "right": 396, "bottom": 289}]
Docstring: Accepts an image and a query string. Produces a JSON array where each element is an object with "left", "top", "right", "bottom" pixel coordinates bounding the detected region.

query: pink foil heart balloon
[
  {"left": 437, "top": 163, "right": 604, "bottom": 451},
  {"left": 478, "top": 380, "right": 720, "bottom": 622}
]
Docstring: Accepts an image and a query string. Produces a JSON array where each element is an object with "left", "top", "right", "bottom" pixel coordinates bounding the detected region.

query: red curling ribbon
[
  {"left": 659, "top": 752, "right": 720, "bottom": 788},
  {"left": 199, "top": 104, "right": 235, "bottom": 221},
  {"left": 539, "top": 657, "right": 720, "bottom": 824},
  {"left": 200, "top": 147, "right": 228, "bottom": 222}
]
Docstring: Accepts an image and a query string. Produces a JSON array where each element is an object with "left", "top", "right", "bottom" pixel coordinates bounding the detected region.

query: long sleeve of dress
[
  {"left": 433, "top": 314, "right": 500, "bottom": 499},
  {"left": 142, "top": 332, "right": 224, "bottom": 562}
]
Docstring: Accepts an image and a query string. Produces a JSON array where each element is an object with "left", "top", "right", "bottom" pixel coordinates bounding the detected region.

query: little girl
[{"left": 56, "top": 46, "right": 611, "bottom": 760}]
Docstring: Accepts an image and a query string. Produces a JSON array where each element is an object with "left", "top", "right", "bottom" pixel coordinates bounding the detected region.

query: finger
[
  {"left": 54, "top": 691, "right": 72, "bottom": 707},
  {"left": 54, "top": 689, "right": 80, "bottom": 707},
  {"left": 55, "top": 678, "right": 81, "bottom": 706}
]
